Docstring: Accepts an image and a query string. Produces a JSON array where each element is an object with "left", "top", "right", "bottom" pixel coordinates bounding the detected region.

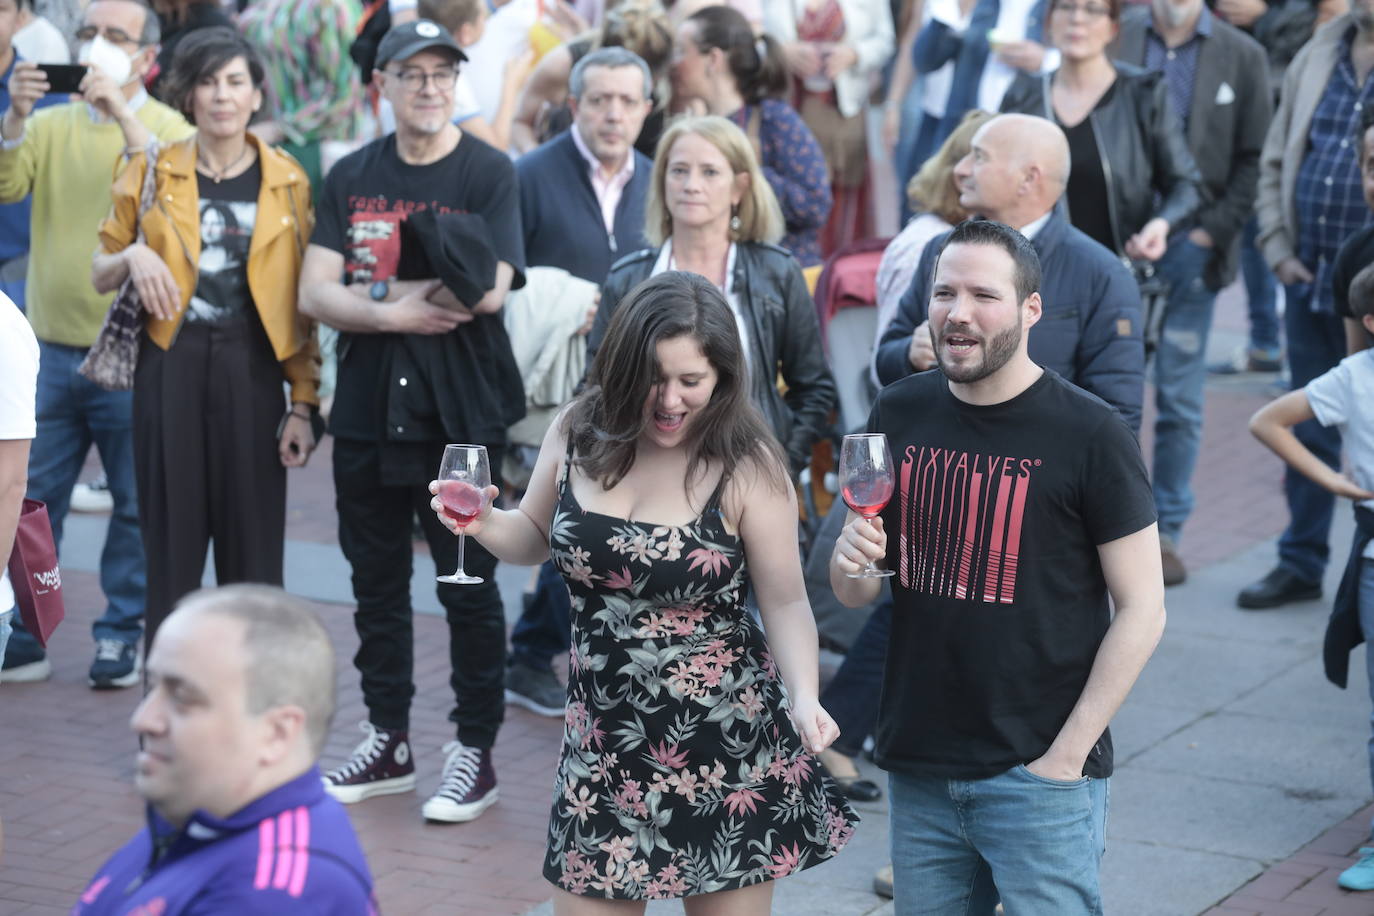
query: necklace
[{"left": 196, "top": 145, "right": 250, "bottom": 183}]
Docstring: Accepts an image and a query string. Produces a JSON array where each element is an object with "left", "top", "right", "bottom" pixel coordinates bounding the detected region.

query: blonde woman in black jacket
[
  {"left": 1000, "top": 0, "right": 1201, "bottom": 261},
  {"left": 588, "top": 115, "right": 836, "bottom": 477}
]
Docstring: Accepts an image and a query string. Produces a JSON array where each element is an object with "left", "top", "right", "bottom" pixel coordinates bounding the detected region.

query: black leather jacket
[
  {"left": 588, "top": 242, "right": 837, "bottom": 474},
  {"left": 1001, "top": 62, "right": 1202, "bottom": 257}
]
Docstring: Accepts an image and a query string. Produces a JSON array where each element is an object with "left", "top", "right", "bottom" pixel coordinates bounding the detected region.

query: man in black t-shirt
[
  {"left": 831, "top": 220, "right": 1166, "bottom": 913},
  {"left": 298, "top": 19, "right": 526, "bottom": 826}
]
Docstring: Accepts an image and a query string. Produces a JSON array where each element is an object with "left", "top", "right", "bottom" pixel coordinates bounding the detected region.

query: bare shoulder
[{"left": 721, "top": 444, "right": 794, "bottom": 525}]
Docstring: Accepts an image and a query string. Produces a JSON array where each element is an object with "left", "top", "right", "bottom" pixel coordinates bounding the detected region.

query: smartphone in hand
[{"left": 38, "top": 64, "right": 88, "bottom": 94}]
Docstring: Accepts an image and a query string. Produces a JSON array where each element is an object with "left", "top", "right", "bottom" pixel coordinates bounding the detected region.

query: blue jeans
[
  {"left": 1240, "top": 215, "right": 1281, "bottom": 354},
  {"left": 819, "top": 597, "right": 890, "bottom": 758},
  {"left": 7, "top": 341, "right": 145, "bottom": 657},
  {"left": 1358, "top": 558, "right": 1374, "bottom": 829},
  {"left": 1152, "top": 239, "right": 1218, "bottom": 543},
  {"left": 508, "top": 558, "right": 571, "bottom": 671},
  {"left": 1277, "top": 290, "right": 1346, "bottom": 582},
  {"left": 889, "top": 766, "right": 1109, "bottom": 915}
]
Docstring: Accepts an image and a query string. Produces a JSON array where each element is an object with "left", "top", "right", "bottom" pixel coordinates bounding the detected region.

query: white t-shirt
[
  {"left": 0, "top": 298, "right": 39, "bottom": 614},
  {"left": 1306, "top": 349, "right": 1374, "bottom": 558},
  {"left": 651, "top": 241, "right": 750, "bottom": 372},
  {"left": 14, "top": 16, "right": 70, "bottom": 65}
]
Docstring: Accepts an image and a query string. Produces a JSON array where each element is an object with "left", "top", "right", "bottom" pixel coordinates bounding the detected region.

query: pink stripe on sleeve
[
  {"left": 288, "top": 806, "right": 311, "bottom": 897},
  {"left": 272, "top": 810, "right": 295, "bottom": 890},
  {"left": 254, "top": 818, "right": 275, "bottom": 890}
]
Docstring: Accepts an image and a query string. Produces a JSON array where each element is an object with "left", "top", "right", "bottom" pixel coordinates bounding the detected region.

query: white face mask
[{"left": 79, "top": 34, "right": 135, "bottom": 86}]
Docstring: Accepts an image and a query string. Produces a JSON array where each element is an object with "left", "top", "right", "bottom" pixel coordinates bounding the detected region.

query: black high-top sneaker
[
  {"left": 323, "top": 722, "right": 416, "bottom": 803},
  {"left": 421, "top": 741, "right": 498, "bottom": 822}
]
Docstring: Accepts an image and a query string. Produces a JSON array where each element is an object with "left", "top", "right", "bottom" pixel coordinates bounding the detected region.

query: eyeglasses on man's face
[
  {"left": 387, "top": 66, "right": 460, "bottom": 93},
  {"left": 75, "top": 25, "right": 143, "bottom": 47}
]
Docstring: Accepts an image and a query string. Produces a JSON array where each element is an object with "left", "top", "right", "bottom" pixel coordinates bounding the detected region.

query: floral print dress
[{"left": 544, "top": 447, "right": 858, "bottom": 899}]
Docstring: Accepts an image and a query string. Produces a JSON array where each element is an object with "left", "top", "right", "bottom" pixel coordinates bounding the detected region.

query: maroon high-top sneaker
[
  {"left": 421, "top": 741, "right": 498, "bottom": 822},
  {"left": 323, "top": 722, "right": 416, "bottom": 804}
]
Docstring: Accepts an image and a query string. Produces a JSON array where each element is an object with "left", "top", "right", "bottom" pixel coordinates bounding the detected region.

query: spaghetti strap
[
  {"left": 557, "top": 434, "right": 576, "bottom": 496},
  {"left": 703, "top": 469, "right": 729, "bottom": 516}
]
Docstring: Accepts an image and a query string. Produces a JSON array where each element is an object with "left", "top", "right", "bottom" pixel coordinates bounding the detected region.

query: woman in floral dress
[{"left": 432, "top": 271, "right": 857, "bottom": 912}]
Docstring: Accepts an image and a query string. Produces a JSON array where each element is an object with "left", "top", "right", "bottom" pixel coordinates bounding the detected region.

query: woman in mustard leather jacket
[{"left": 92, "top": 27, "right": 316, "bottom": 642}]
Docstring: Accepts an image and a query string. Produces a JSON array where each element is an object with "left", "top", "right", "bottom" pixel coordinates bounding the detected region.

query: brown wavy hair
[{"left": 566, "top": 271, "right": 786, "bottom": 494}]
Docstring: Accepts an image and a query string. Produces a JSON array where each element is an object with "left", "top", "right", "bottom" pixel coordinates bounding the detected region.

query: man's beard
[{"left": 932, "top": 320, "right": 1022, "bottom": 384}]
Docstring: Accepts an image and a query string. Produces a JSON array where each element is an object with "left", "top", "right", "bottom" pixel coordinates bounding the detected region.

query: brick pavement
[
  {"left": 4, "top": 284, "right": 1369, "bottom": 915},
  {"left": 0, "top": 567, "right": 562, "bottom": 916},
  {"left": 1207, "top": 805, "right": 1374, "bottom": 916}
]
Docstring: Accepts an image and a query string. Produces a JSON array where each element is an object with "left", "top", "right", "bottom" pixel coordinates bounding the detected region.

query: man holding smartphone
[{"left": 0, "top": 0, "right": 192, "bottom": 688}]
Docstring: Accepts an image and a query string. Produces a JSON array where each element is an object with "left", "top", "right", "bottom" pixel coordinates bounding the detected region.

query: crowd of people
[{"left": 0, "top": 0, "right": 1373, "bottom": 910}]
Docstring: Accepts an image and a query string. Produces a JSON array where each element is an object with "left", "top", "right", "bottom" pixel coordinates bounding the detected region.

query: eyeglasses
[
  {"left": 387, "top": 67, "right": 460, "bottom": 92},
  {"left": 1052, "top": 2, "right": 1113, "bottom": 17},
  {"left": 74, "top": 25, "right": 143, "bottom": 47}
]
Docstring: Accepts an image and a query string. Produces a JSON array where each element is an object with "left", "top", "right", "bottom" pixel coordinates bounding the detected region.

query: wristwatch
[{"left": 369, "top": 280, "right": 390, "bottom": 302}]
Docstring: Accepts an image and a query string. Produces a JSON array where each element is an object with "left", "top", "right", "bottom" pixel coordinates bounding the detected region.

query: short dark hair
[
  {"left": 935, "top": 218, "right": 1042, "bottom": 304},
  {"left": 162, "top": 26, "right": 265, "bottom": 124},
  {"left": 568, "top": 271, "right": 787, "bottom": 491},
  {"left": 1349, "top": 262, "right": 1374, "bottom": 321}
]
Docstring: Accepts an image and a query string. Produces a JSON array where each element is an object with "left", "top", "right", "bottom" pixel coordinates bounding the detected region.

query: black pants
[
  {"left": 333, "top": 437, "right": 506, "bottom": 747},
  {"left": 134, "top": 318, "right": 287, "bottom": 647}
]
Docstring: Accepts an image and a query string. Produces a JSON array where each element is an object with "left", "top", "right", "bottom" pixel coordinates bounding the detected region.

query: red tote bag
[{"left": 7, "top": 498, "right": 65, "bottom": 647}]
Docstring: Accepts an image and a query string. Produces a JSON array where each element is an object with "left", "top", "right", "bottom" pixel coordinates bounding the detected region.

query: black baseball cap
[{"left": 374, "top": 19, "right": 468, "bottom": 70}]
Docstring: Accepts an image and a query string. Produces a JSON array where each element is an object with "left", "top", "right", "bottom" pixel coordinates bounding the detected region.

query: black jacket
[
  {"left": 588, "top": 242, "right": 837, "bottom": 473},
  {"left": 1001, "top": 62, "right": 1203, "bottom": 261},
  {"left": 874, "top": 211, "right": 1145, "bottom": 432},
  {"left": 1115, "top": 8, "right": 1274, "bottom": 289},
  {"left": 1325, "top": 506, "right": 1374, "bottom": 689}
]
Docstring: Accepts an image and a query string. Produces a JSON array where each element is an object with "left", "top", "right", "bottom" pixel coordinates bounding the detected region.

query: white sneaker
[{"left": 71, "top": 476, "right": 114, "bottom": 513}]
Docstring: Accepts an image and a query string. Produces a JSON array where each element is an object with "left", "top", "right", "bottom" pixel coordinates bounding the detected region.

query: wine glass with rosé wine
[
  {"left": 436, "top": 444, "right": 490, "bottom": 585},
  {"left": 839, "top": 433, "right": 897, "bottom": 579}
]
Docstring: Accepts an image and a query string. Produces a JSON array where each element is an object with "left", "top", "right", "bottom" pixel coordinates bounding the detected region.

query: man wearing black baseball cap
[
  {"left": 374, "top": 17, "right": 468, "bottom": 70},
  {"left": 298, "top": 18, "right": 526, "bottom": 827}
]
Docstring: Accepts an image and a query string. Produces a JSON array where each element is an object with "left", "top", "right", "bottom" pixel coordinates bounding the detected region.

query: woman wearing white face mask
[{"left": 90, "top": 27, "right": 317, "bottom": 645}]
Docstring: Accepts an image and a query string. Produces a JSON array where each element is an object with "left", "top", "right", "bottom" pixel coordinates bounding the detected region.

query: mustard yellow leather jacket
[{"left": 98, "top": 133, "right": 319, "bottom": 404}]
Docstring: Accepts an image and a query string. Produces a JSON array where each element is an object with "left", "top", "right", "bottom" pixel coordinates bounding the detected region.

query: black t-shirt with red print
[
  {"left": 867, "top": 369, "right": 1156, "bottom": 781},
  {"left": 312, "top": 132, "right": 526, "bottom": 447}
]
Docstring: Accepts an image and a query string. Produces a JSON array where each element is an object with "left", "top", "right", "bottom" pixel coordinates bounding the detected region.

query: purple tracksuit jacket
[{"left": 72, "top": 768, "right": 376, "bottom": 915}]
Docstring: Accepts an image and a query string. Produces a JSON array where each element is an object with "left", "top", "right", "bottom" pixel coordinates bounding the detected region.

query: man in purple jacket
[{"left": 73, "top": 585, "right": 376, "bottom": 915}]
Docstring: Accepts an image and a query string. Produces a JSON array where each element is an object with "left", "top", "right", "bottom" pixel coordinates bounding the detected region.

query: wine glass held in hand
[
  {"left": 437, "top": 444, "right": 491, "bottom": 585},
  {"left": 839, "top": 433, "right": 897, "bottom": 579}
]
